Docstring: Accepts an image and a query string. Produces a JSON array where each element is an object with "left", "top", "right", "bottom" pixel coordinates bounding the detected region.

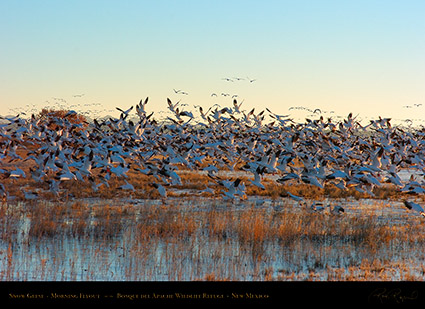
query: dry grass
[
  {"left": 1, "top": 189, "right": 424, "bottom": 280},
  {"left": 0, "top": 141, "right": 412, "bottom": 204},
  {"left": 2, "top": 110, "right": 425, "bottom": 281}
]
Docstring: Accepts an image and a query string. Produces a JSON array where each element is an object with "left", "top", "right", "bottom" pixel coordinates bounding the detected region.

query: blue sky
[{"left": 1, "top": 0, "right": 424, "bottom": 123}]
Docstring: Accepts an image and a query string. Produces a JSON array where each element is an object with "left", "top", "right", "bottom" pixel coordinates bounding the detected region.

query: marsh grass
[
  {"left": 1, "top": 197, "right": 424, "bottom": 281},
  {"left": 1, "top": 152, "right": 412, "bottom": 204}
]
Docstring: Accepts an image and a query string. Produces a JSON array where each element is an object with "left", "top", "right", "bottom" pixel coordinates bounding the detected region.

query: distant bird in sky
[
  {"left": 404, "top": 103, "right": 423, "bottom": 108},
  {"left": 247, "top": 77, "right": 256, "bottom": 83},
  {"left": 173, "top": 89, "right": 188, "bottom": 95},
  {"left": 222, "top": 78, "right": 234, "bottom": 82}
]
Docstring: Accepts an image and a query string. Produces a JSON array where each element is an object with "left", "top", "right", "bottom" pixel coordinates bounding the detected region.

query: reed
[
  {"left": 1, "top": 196, "right": 424, "bottom": 281},
  {"left": 0, "top": 148, "right": 408, "bottom": 203}
]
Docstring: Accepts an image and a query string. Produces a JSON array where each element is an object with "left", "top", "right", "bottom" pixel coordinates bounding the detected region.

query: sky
[{"left": 1, "top": 0, "right": 424, "bottom": 124}]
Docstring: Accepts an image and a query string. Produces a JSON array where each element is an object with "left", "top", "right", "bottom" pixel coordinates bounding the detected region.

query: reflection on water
[{"left": 0, "top": 197, "right": 424, "bottom": 281}]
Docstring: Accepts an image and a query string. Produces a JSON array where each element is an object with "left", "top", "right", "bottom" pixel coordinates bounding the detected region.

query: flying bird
[
  {"left": 403, "top": 200, "right": 425, "bottom": 217},
  {"left": 152, "top": 183, "right": 167, "bottom": 198},
  {"left": 222, "top": 78, "right": 234, "bottom": 82},
  {"left": 330, "top": 205, "right": 345, "bottom": 215}
]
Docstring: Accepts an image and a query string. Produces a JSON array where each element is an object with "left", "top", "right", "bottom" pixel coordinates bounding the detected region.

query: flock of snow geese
[{"left": 1, "top": 97, "right": 425, "bottom": 218}]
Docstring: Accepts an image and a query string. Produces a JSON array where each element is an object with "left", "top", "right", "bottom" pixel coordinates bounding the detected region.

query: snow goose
[
  {"left": 116, "top": 105, "right": 134, "bottom": 119},
  {"left": 136, "top": 97, "right": 149, "bottom": 118},
  {"left": 152, "top": 183, "right": 167, "bottom": 199},
  {"left": 8, "top": 168, "right": 26, "bottom": 179},
  {"left": 22, "top": 189, "right": 39, "bottom": 200},
  {"left": 46, "top": 179, "right": 60, "bottom": 197},
  {"left": 118, "top": 180, "right": 135, "bottom": 191},
  {"left": 55, "top": 164, "right": 77, "bottom": 181},
  {"left": 0, "top": 183, "right": 7, "bottom": 203},
  {"left": 283, "top": 191, "right": 304, "bottom": 202},
  {"left": 330, "top": 205, "right": 345, "bottom": 215},
  {"left": 248, "top": 166, "right": 266, "bottom": 190},
  {"left": 310, "top": 201, "right": 326, "bottom": 212},
  {"left": 403, "top": 200, "right": 425, "bottom": 217},
  {"left": 110, "top": 163, "right": 130, "bottom": 178},
  {"left": 221, "top": 178, "right": 243, "bottom": 200}
]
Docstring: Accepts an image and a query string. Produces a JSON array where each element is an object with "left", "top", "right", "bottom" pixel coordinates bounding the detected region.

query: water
[{"left": 0, "top": 196, "right": 424, "bottom": 281}]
